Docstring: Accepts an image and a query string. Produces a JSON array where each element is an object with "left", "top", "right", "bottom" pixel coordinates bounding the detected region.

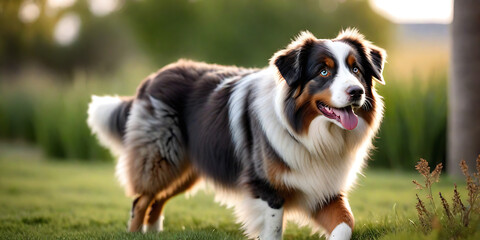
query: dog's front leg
[
  {"left": 258, "top": 203, "right": 284, "bottom": 240},
  {"left": 314, "top": 194, "right": 354, "bottom": 240},
  {"left": 244, "top": 176, "right": 285, "bottom": 240}
]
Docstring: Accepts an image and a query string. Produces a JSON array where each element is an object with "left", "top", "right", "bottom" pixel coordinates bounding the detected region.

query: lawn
[{"left": 0, "top": 143, "right": 475, "bottom": 239}]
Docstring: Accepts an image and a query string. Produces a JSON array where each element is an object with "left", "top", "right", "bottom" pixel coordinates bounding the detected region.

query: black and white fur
[{"left": 87, "top": 29, "right": 386, "bottom": 240}]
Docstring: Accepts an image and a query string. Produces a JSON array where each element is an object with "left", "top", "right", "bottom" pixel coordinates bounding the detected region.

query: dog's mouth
[{"left": 316, "top": 102, "right": 359, "bottom": 130}]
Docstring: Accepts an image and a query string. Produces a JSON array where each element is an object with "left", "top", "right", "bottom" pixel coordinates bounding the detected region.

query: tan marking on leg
[
  {"left": 145, "top": 199, "right": 166, "bottom": 226},
  {"left": 145, "top": 172, "right": 199, "bottom": 226},
  {"left": 315, "top": 195, "right": 354, "bottom": 234},
  {"left": 129, "top": 194, "right": 154, "bottom": 232}
]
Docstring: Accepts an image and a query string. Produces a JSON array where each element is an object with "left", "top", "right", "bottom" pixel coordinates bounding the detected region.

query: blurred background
[{"left": 0, "top": 0, "right": 451, "bottom": 170}]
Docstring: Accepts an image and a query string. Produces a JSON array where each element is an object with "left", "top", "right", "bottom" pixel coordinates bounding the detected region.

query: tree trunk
[{"left": 448, "top": 0, "right": 480, "bottom": 176}]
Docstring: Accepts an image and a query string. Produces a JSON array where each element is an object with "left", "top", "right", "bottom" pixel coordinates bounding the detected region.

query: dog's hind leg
[
  {"left": 143, "top": 199, "right": 165, "bottom": 232},
  {"left": 128, "top": 194, "right": 155, "bottom": 232},
  {"left": 120, "top": 95, "right": 190, "bottom": 232},
  {"left": 143, "top": 172, "right": 199, "bottom": 232}
]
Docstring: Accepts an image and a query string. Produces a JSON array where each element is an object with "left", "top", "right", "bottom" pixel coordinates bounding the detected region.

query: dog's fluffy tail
[{"left": 87, "top": 95, "right": 133, "bottom": 156}]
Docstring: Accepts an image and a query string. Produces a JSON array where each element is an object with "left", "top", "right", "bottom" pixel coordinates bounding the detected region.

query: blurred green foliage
[
  {"left": 122, "top": 0, "right": 391, "bottom": 67},
  {"left": 0, "top": 0, "right": 390, "bottom": 73},
  {"left": 373, "top": 73, "right": 447, "bottom": 169},
  {"left": 0, "top": 0, "right": 130, "bottom": 74},
  {"left": 0, "top": 74, "right": 110, "bottom": 160}
]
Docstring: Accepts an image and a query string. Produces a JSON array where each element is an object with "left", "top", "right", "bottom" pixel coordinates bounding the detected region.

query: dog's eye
[
  {"left": 352, "top": 67, "right": 359, "bottom": 73},
  {"left": 320, "top": 70, "right": 330, "bottom": 77}
]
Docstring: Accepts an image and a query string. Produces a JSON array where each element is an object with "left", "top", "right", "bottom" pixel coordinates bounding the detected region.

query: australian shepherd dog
[{"left": 87, "top": 29, "right": 386, "bottom": 240}]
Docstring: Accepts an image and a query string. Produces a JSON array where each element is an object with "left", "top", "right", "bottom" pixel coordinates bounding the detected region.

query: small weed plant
[{"left": 413, "top": 155, "right": 480, "bottom": 239}]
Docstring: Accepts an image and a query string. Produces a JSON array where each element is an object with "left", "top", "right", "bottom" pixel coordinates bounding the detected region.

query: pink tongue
[{"left": 332, "top": 107, "right": 358, "bottom": 130}]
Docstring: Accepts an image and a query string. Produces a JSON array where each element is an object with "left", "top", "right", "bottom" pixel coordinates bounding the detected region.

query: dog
[{"left": 87, "top": 29, "right": 386, "bottom": 240}]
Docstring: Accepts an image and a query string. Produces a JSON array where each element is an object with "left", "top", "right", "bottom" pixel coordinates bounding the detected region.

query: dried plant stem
[
  {"left": 413, "top": 156, "right": 480, "bottom": 236},
  {"left": 452, "top": 184, "right": 466, "bottom": 226},
  {"left": 428, "top": 184, "right": 436, "bottom": 211},
  {"left": 459, "top": 159, "right": 480, "bottom": 227},
  {"left": 439, "top": 192, "right": 452, "bottom": 221}
]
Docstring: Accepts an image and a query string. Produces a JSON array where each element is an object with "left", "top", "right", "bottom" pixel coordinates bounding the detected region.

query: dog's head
[{"left": 271, "top": 29, "right": 386, "bottom": 133}]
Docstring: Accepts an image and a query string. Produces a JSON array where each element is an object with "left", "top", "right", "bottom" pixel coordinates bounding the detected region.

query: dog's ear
[
  {"left": 336, "top": 28, "right": 387, "bottom": 85},
  {"left": 270, "top": 31, "right": 316, "bottom": 87},
  {"left": 367, "top": 45, "right": 387, "bottom": 85}
]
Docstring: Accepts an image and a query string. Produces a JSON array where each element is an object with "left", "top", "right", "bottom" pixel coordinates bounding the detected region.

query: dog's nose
[{"left": 346, "top": 86, "right": 364, "bottom": 101}]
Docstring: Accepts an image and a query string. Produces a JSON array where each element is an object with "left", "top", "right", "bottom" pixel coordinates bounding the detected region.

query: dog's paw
[
  {"left": 143, "top": 215, "right": 164, "bottom": 233},
  {"left": 328, "top": 222, "right": 352, "bottom": 240}
]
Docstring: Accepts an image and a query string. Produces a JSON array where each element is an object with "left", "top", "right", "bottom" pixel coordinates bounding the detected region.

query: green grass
[{"left": 1, "top": 143, "right": 476, "bottom": 239}]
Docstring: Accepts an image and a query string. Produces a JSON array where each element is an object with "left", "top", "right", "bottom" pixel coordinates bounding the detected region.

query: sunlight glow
[
  {"left": 18, "top": 0, "right": 40, "bottom": 23},
  {"left": 47, "top": 0, "right": 76, "bottom": 9},
  {"left": 370, "top": 0, "right": 453, "bottom": 24},
  {"left": 88, "top": 0, "right": 121, "bottom": 17},
  {"left": 53, "top": 13, "right": 81, "bottom": 46}
]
